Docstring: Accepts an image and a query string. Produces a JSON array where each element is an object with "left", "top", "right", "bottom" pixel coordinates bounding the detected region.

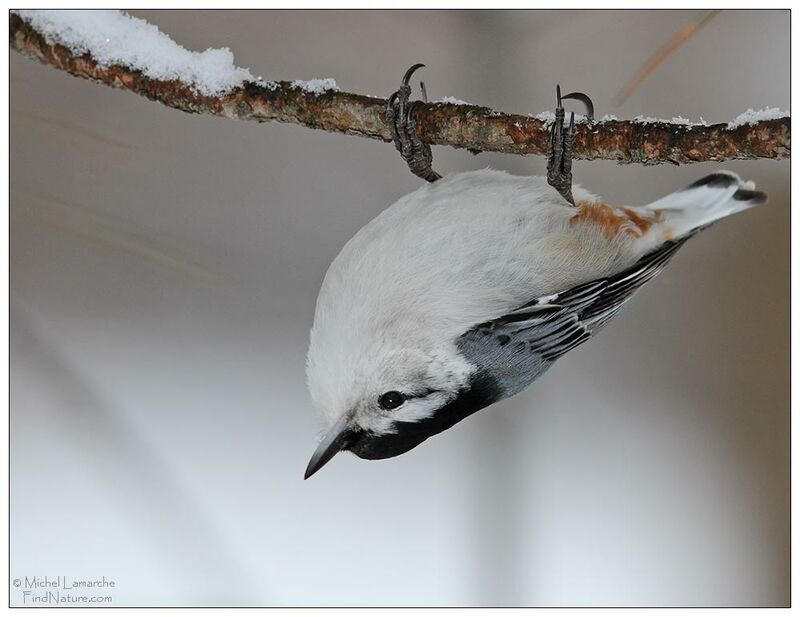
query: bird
[{"left": 303, "top": 65, "right": 767, "bottom": 479}]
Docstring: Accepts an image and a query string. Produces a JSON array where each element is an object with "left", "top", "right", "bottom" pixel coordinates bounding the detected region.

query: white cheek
[
  {"left": 357, "top": 414, "right": 394, "bottom": 434},
  {"left": 354, "top": 392, "right": 453, "bottom": 435},
  {"left": 391, "top": 393, "right": 450, "bottom": 424}
]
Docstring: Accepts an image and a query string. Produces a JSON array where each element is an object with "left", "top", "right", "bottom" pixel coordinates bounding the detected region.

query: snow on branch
[{"left": 10, "top": 11, "right": 790, "bottom": 165}]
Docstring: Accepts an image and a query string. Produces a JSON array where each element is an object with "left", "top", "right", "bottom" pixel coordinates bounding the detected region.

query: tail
[{"left": 644, "top": 171, "right": 767, "bottom": 238}]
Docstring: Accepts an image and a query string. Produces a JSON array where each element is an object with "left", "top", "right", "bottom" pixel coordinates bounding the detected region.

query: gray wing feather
[{"left": 457, "top": 233, "right": 696, "bottom": 397}]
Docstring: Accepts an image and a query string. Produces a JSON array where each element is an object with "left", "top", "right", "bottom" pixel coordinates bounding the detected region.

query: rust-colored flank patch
[{"left": 571, "top": 201, "right": 659, "bottom": 239}]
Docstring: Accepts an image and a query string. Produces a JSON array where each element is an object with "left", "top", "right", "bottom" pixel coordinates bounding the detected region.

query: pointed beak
[{"left": 304, "top": 415, "right": 352, "bottom": 480}]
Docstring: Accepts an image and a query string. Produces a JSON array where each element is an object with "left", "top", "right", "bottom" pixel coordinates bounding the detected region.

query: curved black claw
[
  {"left": 402, "top": 62, "right": 426, "bottom": 87},
  {"left": 560, "top": 91, "right": 594, "bottom": 123},
  {"left": 386, "top": 64, "right": 441, "bottom": 183}
]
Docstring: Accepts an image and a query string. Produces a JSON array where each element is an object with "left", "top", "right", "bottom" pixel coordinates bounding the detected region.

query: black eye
[{"left": 378, "top": 391, "right": 405, "bottom": 410}]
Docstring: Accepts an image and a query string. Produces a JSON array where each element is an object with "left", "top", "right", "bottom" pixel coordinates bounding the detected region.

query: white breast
[
  {"left": 306, "top": 169, "right": 643, "bottom": 418},
  {"left": 317, "top": 170, "right": 640, "bottom": 338}
]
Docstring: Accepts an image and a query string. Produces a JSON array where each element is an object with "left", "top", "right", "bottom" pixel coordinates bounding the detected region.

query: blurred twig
[
  {"left": 10, "top": 12, "right": 789, "bottom": 165},
  {"left": 614, "top": 10, "right": 720, "bottom": 106},
  {"left": 12, "top": 189, "right": 222, "bottom": 286}
]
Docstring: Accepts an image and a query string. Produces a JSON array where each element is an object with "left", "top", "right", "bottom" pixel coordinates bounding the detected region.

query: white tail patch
[{"left": 645, "top": 171, "right": 767, "bottom": 239}]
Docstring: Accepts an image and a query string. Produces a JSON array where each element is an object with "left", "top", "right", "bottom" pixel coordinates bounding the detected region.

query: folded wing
[{"left": 457, "top": 231, "right": 698, "bottom": 396}]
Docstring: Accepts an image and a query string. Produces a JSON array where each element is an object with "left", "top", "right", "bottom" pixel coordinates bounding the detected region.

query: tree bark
[{"left": 10, "top": 13, "right": 790, "bottom": 165}]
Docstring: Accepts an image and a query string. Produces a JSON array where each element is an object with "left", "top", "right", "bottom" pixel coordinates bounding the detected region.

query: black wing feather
[{"left": 469, "top": 232, "right": 696, "bottom": 362}]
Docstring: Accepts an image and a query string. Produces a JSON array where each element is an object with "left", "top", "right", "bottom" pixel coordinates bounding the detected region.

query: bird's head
[{"left": 304, "top": 333, "right": 500, "bottom": 478}]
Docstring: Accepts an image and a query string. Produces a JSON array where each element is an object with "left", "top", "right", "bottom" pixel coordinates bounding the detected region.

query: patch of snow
[
  {"left": 290, "top": 78, "right": 339, "bottom": 94},
  {"left": 437, "top": 96, "right": 470, "bottom": 105},
  {"left": 529, "top": 108, "right": 788, "bottom": 130},
  {"left": 631, "top": 115, "right": 660, "bottom": 124},
  {"left": 532, "top": 111, "right": 556, "bottom": 127},
  {"left": 631, "top": 114, "right": 708, "bottom": 126},
  {"left": 15, "top": 9, "right": 258, "bottom": 96},
  {"left": 531, "top": 110, "right": 592, "bottom": 126},
  {"left": 727, "top": 107, "right": 789, "bottom": 129}
]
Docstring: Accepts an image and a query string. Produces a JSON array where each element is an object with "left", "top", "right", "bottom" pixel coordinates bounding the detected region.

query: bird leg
[
  {"left": 386, "top": 64, "right": 441, "bottom": 183},
  {"left": 546, "top": 85, "right": 594, "bottom": 206}
]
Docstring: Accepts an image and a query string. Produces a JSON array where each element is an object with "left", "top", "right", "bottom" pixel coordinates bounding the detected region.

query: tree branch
[{"left": 10, "top": 13, "right": 790, "bottom": 165}]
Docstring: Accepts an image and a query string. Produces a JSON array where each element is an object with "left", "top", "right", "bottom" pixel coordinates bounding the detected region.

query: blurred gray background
[{"left": 10, "top": 9, "right": 789, "bottom": 607}]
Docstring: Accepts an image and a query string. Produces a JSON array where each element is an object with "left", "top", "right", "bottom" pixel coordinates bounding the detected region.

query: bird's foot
[
  {"left": 386, "top": 64, "right": 441, "bottom": 183},
  {"left": 546, "top": 86, "right": 594, "bottom": 206}
]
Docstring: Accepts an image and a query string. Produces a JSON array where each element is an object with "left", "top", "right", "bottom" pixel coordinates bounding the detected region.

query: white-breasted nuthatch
[{"left": 304, "top": 65, "right": 767, "bottom": 479}]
